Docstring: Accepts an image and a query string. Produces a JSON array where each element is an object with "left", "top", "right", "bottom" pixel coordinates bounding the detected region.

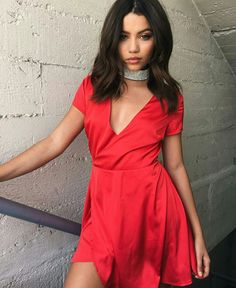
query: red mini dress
[{"left": 70, "top": 74, "right": 198, "bottom": 288}]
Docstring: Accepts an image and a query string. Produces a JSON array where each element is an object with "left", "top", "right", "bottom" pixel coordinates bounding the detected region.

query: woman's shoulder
[
  {"left": 80, "top": 73, "right": 95, "bottom": 105},
  {"left": 82, "top": 73, "right": 92, "bottom": 88}
]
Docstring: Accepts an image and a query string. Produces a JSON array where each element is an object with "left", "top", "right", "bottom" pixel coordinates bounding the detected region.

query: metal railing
[{"left": 0, "top": 196, "right": 81, "bottom": 235}]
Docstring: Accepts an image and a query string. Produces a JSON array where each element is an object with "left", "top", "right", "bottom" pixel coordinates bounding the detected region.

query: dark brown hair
[{"left": 88, "top": 0, "right": 183, "bottom": 113}]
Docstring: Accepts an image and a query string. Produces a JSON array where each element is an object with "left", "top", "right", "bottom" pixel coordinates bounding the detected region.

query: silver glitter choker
[{"left": 121, "top": 67, "right": 149, "bottom": 81}]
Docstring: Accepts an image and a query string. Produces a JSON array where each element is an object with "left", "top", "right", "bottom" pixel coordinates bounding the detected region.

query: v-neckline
[{"left": 108, "top": 94, "right": 156, "bottom": 136}]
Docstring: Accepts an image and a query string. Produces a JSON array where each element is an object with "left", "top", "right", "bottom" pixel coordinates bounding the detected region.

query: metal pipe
[{"left": 0, "top": 196, "right": 81, "bottom": 236}]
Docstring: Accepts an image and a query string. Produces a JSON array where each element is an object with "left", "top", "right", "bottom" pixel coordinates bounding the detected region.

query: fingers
[
  {"left": 195, "top": 253, "right": 211, "bottom": 279},
  {"left": 202, "top": 254, "right": 211, "bottom": 277},
  {"left": 196, "top": 251, "right": 204, "bottom": 278}
]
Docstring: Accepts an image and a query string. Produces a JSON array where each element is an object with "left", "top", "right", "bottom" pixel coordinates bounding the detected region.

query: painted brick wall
[{"left": 0, "top": 0, "right": 235, "bottom": 286}]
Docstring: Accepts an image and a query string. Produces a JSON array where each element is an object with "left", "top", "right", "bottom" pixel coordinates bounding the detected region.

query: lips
[{"left": 127, "top": 57, "right": 141, "bottom": 60}]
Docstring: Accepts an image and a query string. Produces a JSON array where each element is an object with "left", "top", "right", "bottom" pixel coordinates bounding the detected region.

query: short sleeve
[
  {"left": 72, "top": 78, "right": 87, "bottom": 115},
  {"left": 165, "top": 93, "right": 184, "bottom": 136}
]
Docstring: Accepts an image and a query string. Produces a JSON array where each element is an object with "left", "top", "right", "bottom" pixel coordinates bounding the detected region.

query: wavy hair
[{"left": 88, "top": 0, "right": 183, "bottom": 113}]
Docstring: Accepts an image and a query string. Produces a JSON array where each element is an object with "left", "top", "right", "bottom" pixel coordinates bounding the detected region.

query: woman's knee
[{"left": 63, "top": 262, "right": 104, "bottom": 288}]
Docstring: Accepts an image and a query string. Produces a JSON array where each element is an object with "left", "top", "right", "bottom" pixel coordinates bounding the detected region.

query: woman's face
[{"left": 118, "top": 12, "right": 155, "bottom": 71}]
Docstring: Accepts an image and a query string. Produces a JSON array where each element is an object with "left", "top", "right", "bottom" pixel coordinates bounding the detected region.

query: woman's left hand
[{"left": 194, "top": 235, "right": 211, "bottom": 279}]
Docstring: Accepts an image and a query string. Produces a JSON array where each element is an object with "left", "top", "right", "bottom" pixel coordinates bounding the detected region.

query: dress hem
[
  {"left": 71, "top": 257, "right": 194, "bottom": 288},
  {"left": 161, "top": 279, "right": 193, "bottom": 286}
]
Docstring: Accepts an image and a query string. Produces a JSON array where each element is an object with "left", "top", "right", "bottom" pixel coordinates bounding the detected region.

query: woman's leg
[{"left": 63, "top": 262, "right": 104, "bottom": 288}]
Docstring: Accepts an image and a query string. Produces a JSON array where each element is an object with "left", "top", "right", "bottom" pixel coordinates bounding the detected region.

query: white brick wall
[{"left": 0, "top": 0, "right": 236, "bottom": 286}]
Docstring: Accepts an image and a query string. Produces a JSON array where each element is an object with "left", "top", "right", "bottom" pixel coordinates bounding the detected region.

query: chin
[
  {"left": 125, "top": 65, "right": 143, "bottom": 70},
  {"left": 125, "top": 62, "right": 149, "bottom": 70}
]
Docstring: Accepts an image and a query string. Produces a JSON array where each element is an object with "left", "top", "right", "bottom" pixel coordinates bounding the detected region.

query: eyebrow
[{"left": 121, "top": 28, "right": 153, "bottom": 34}]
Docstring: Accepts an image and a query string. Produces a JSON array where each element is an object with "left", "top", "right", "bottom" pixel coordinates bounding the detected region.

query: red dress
[{"left": 70, "top": 74, "right": 198, "bottom": 287}]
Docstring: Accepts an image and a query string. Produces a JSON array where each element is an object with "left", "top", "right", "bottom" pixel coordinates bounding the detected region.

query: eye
[
  {"left": 141, "top": 34, "right": 152, "bottom": 40},
  {"left": 119, "top": 34, "right": 153, "bottom": 41},
  {"left": 119, "top": 34, "right": 127, "bottom": 41}
]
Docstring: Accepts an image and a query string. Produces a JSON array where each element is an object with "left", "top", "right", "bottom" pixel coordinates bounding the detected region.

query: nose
[{"left": 128, "top": 37, "right": 139, "bottom": 52}]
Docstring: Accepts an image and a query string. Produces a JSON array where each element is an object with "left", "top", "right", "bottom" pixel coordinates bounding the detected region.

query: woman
[
  {"left": 64, "top": 0, "right": 211, "bottom": 287},
  {"left": 0, "top": 0, "right": 210, "bottom": 287}
]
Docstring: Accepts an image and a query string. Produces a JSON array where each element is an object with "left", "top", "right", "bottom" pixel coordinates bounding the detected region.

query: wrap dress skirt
[{"left": 70, "top": 74, "right": 198, "bottom": 287}]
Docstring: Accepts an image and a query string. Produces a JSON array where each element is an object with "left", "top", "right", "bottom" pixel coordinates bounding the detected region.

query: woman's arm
[
  {"left": 162, "top": 133, "right": 203, "bottom": 237},
  {"left": 0, "top": 106, "right": 84, "bottom": 182},
  {"left": 162, "top": 133, "right": 211, "bottom": 279}
]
